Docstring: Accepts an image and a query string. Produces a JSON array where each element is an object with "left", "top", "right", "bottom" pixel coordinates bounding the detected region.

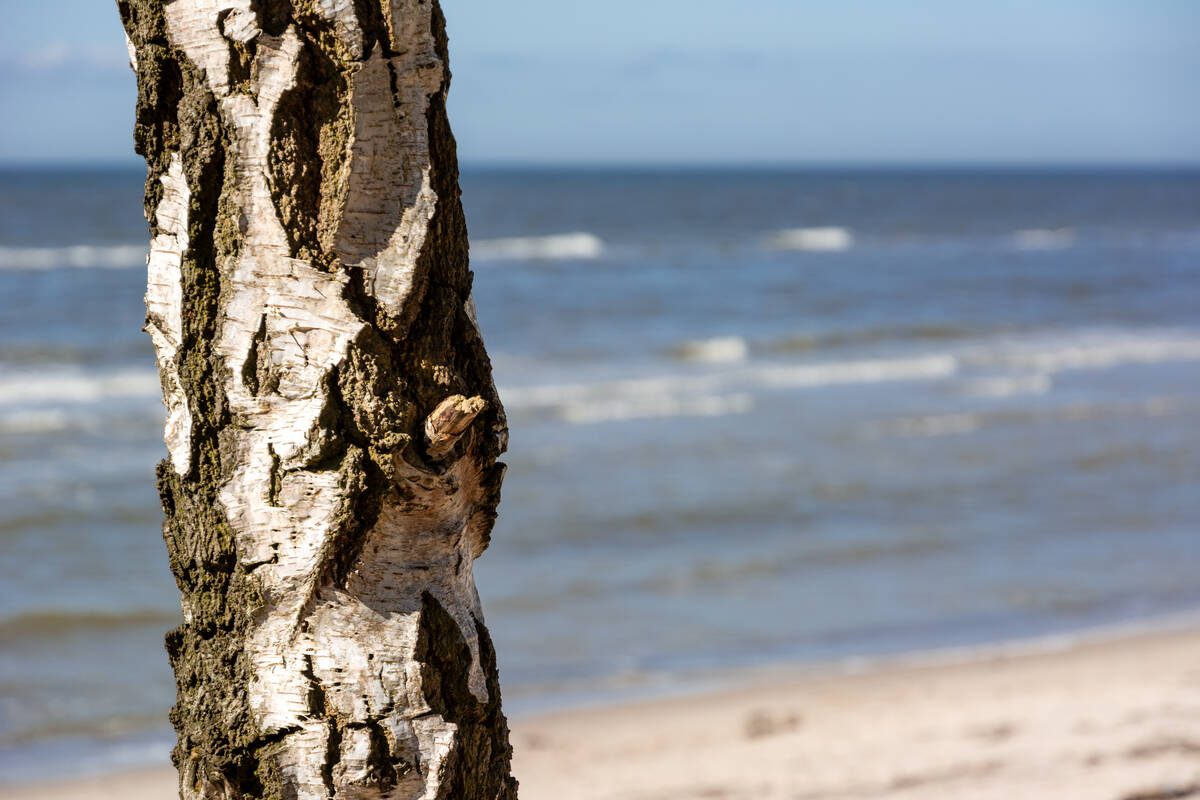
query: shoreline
[
  {"left": 3, "top": 618, "right": 1200, "bottom": 799},
  {"left": 502, "top": 606, "right": 1200, "bottom": 722}
]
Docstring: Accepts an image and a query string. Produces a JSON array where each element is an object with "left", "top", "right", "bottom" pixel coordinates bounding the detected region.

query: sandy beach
[{"left": 4, "top": 624, "right": 1199, "bottom": 800}]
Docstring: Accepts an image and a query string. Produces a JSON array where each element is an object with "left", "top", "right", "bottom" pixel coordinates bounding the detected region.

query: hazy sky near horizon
[{"left": 1, "top": 1, "right": 1197, "bottom": 165}]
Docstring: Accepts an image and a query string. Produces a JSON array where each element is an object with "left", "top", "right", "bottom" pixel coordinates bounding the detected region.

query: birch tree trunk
[{"left": 119, "top": 1, "right": 517, "bottom": 797}]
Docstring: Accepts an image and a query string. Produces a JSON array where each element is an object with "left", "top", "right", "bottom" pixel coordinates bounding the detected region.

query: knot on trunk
[{"left": 424, "top": 394, "right": 487, "bottom": 460}]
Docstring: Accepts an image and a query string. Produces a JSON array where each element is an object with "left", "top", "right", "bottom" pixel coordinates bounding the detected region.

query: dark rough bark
[{"left": 120, "top": 1, "right": 517, "bottom": 797}]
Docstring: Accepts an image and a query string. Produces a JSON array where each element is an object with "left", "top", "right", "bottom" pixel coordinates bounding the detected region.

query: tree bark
[{"left": 119, "top": 1, "right": 517, "bottom": 797}]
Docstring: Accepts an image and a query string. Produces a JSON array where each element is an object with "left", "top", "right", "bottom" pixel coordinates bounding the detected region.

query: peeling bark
[{"left": 119, "top": 1, "right": 516, "bottom": 797}]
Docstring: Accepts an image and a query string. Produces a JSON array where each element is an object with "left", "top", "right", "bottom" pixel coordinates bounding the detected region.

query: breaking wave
[
  {"left": 471, "top": 232, "right": 604, "bottom": 261},
  {"left": 2, "top": 331, "right": 1196, "bottom": 431},
  {"left": 1011, "top": 228, "right": 1076, "bottom": 250},
  {"left": 668, "top": 336, "right": 748, "bottom": 363},
  {"left": 559, "top": 392, "right": 754, "bottom": 425},
  {"left": 0, "top": 368, "right": 160, "bottom": 407},
  {"left": 761, "top": 323, "right": 985, "bottom": 354},
  {"left": 964, "top": 333, "right": 1200, "bottom": 372},
  {"left": 0, "top": 409, "right": 73, "bottom": 434},
  {"left": 765, "top": 226, "right": 853, "bottom": 252},
  {"left": 0, "top": 244, "right": 147, "bottom": 270},
  {"left": 756, "top": 355, "right": 957, "bottom": 387},
  {"left": 504, "top": 329, "right": 1200, "bottom": 426},
  {"left": 500, "top": 352, "right": 960, "bottom": 425}
]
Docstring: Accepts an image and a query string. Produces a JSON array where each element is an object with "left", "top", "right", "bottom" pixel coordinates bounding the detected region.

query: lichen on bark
[{"left": 121, "top": 1, "right": 516, "bottom": 797}]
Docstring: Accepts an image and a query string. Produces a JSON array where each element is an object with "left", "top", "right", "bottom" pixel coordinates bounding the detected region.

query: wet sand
[{"left": 5, "top": 625, "right": 1200, "bottom": 800}]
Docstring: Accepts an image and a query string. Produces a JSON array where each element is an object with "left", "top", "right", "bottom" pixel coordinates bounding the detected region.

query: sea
[{"left": 0, "top": 166, "right": 1198, "bottom": 782}]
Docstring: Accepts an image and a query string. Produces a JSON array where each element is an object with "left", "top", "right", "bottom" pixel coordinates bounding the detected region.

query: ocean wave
[
  {"left": 506, "top": 329, "right": 1200, "bottom": 427},
  {"left": 472, "top": 232, "right": 604, "bottom": 261},
  {"left": 0, "top": 609, "right": 179, "bottom": 642},
  {"left": 3, "top": 332, "right": 1194, "bottom": 432},
  {"left": 966, "top": 333, "right": 1200, "bottom": 372},
  {"left": 0, "top": 409, "right": 72, "bottom": 433},
  {"left": 763, "top": 323, "right": 980, "bottom": 354},
  {"left": 765, "top": 226, "right": 853, "bottom": 252},
  {"left": 639, "top": 536, "right": 947, "bottom": 593},
  {"left": 668, "top": 336, "right": 748, "bottom": 363},
  {"left": 501, "top": 352, "right": 960, "bottom": 425},
  {"left": 560, "top": 392, "right": 753, "bottom": 425},
  {"left": 757, "top": 354, "right": 958, "bottom": 387},
  {"left": 501, "top": 372, "right": 723, "bottom": 411},
  {"left": 857, "top": 393, "right": 1193, "bottom": 441},
  {"left": 0, "top": 714, "right": 172, "bottom": 751},
  {"left": 1011, "top": 227, "right": 1076, "bottom": 250},
  {"left": 0, "top": 369, "right": 160, "bottom": 407},
  {"left": 0, "top": 244, "right": 147, "bottom": 270}
]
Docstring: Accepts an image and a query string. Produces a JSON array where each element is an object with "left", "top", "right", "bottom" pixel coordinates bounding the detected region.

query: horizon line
[{"left": 2, "top": 158, "right": 1199, "bottom": 173}]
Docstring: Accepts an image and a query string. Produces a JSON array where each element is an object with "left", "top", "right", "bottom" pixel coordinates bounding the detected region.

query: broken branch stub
[{"left": 425, "top": 395, "right": 488, "bottom": 460}]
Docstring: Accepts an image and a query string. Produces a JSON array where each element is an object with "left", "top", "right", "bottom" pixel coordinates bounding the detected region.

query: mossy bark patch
[{"left": 267, "top": 21, "right": 353, "bottom": 267}]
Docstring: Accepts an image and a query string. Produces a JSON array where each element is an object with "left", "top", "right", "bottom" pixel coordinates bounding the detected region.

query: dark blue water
[{"left": 1, "top": 167, "right": 1198, "bottom": 781}]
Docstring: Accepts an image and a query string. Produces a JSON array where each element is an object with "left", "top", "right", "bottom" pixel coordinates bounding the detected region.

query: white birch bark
[{"left": 122, "top": 1, "right": 516, "bottom": 798}]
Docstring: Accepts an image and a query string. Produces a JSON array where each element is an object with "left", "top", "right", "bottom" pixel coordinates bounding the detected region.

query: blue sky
[{"left": 1, "top": 1, "right": 1197, "bottom": 165}]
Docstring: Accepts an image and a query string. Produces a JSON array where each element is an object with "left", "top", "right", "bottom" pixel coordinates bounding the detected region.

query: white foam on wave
[
  {"left": 765, "top": 227, "right": 853, "bottom": 252},
  {"left": 670, "top": 336, "right": 748, "bottom": 363},
  {"left": 968, "top": 334, "right": 1200, "bottom": 373},
  {"left": 503, "top": 328, "right": 1200, "bottom": 427},
  {"left": 1011, "top": 228, "right": 1076, "bottom": 250},
  {"left": 472, "top": 232, "right": 604, "bottom": 261},
  {"left": 0, "top": 409, "right": 72, "bottom": 434},
  {"left": 0, "top": 244, "right": 147, "bottom": 270},
  {"left": 501, "top": 352, "right": 960, "bottom": 425},
  {"left": 0, "top": 369, "right": 160, "bottom": 407},
  {"left": 501, "top": 373, "right": 727, "bottom": 413},
  {"left": 560, "top": 393, "right": 754, "bottom": 425},
  {"left": 502, "top": 354, "right": 956, "bottom": 413},
  {"left": 3, "top": 330, "right": 1194, "bottom": 435},
  {"left": 757, "top": 354, "right": 959, "bottom": 388}
]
